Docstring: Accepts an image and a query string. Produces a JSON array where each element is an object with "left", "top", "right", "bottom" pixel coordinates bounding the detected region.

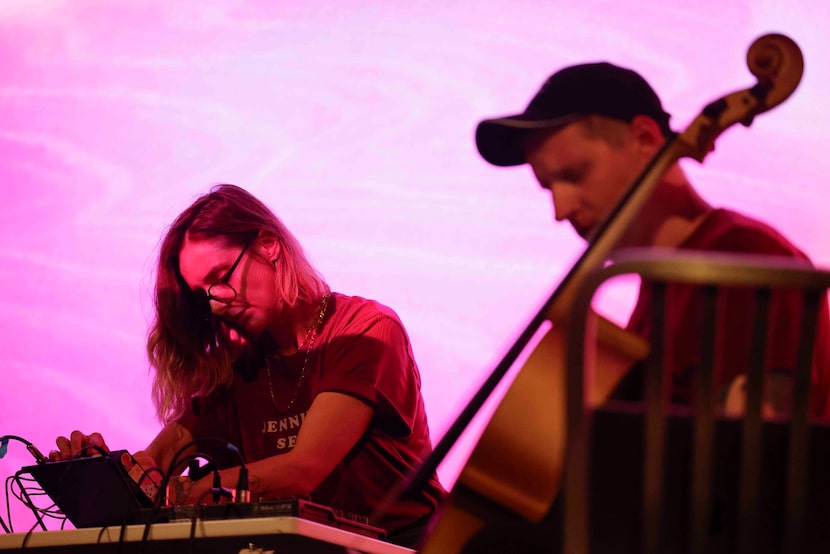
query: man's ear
[
  {"left": 257, "top": 230, "right": 282, "bottom": 263},
  {"left": 628, "top": 114, "right": 665, "bottom": 154}
]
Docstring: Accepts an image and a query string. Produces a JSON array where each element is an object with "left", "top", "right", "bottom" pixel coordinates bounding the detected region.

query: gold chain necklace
[{"left": 265, "top": 292, "right": 330, "bottom": 413}]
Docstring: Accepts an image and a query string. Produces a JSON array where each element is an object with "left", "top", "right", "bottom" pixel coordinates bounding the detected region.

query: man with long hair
[{"left": 50, "top": 184, "right": 446, "bottom": 547}]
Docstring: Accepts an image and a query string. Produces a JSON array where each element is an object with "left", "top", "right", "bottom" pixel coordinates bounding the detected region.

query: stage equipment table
[{"left": 0, "top": 516, "right": 414, "bottom": 553}]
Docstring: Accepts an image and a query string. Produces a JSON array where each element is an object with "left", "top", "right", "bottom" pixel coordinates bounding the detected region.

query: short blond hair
[{"left": 579, "top": 115, "right": 631, "bottom": 147}]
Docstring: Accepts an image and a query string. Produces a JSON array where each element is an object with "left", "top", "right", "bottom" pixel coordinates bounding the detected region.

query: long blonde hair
[{"left": 147, "top": 184, "right": 327, "bottom": 422}]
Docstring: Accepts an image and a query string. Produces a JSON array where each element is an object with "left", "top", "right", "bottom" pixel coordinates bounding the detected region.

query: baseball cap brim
[{"left": 475, "top": 112, "right": 585, "bottom": 167}]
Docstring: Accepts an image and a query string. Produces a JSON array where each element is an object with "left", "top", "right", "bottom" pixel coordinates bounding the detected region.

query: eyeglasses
[{"left": 205, "top": 237, "right": 255, "bottom": 304}]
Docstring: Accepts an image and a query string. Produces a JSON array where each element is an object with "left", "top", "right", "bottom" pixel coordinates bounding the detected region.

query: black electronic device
[
  {"left": 21, "top": 450, "right": 158, "bottom": 528},
  {"left": 141, "top": 497, "right": 387, "bottom": 540},
  {"left": 22, "top": 453, "right": 386, "bottom": 541}
]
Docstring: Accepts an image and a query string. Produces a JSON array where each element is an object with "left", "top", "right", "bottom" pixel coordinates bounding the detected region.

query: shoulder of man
[
  {"left": 327, "top": 292, "right": 406, "bottom": 331},
  {"left": 688, "top": 208, "right": 808, "bottom": 259}
]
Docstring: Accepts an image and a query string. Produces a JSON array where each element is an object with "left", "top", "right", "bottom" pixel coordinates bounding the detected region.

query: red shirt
[
  {"left": 177, "top": 293, "right": 447, "bottom": 533},
  {"left": 625, "top": 209, "right": 830, "bottom": 417}
]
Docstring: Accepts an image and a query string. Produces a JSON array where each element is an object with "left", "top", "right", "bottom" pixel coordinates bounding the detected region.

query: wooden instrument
[{"left": 418, "top": 33, "right": 805, "bottom": 553}]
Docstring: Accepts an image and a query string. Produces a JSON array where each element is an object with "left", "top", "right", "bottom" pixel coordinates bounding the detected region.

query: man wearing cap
[{"left": 475, "top": 61, "right": 830, "bottom": 417}]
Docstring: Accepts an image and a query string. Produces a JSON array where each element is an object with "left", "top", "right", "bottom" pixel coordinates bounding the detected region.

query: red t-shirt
[
  {"left": 625, "top": 209, "right": 830, "bottom": 417},
  {"left": 177, "top": 293, "right": 447, "bottom": 533}
]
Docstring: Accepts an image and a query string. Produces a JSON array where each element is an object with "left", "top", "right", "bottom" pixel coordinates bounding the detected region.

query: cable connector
[
  {"left": 26, "top": 443, "right": 49, "bottom": 464},
  {"left": 0, "top": 435, "right": 48, "bottom": 464},
  {"left": 236, "top": 466, "right": 250, "bottom": 503}
]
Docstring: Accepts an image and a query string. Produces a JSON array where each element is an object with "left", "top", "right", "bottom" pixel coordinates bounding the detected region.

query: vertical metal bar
[
  {"left": 643, "top": 282, "right": 667, "bottom": 554},
  {"left": 565, "top": 291, "right": 594, "bottom": 554},
  {"left": 781, "top": 289, "right": 820, "bottom": 554},
  {"left": 689, "top": 285, "right": 718, "bottom": 554},
  {"left": 737, "top": 288, "right": 771, "bottom": 554}
]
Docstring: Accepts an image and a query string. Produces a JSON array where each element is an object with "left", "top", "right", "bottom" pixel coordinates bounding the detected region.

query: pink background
[{"left": 2, "top": 0, "right": 828, "bottom": 532}]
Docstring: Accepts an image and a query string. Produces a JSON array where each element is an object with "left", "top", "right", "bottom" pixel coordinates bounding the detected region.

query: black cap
[{"left": 475, "top": 62, "right": 672, "bottom": 167}]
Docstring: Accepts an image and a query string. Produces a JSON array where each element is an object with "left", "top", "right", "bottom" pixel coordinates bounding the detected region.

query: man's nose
[{"left": 549, "top": 183, "right": 578, "bottom": 222}]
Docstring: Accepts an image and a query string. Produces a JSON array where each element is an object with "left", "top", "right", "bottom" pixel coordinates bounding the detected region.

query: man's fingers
[
  {"left": 69, "top": 430, "right": 86, "bottom": 457},
  {"left": 87, "top": 432, "right": 109, "bottom": 453},
  {"left": 132, "top": 450, "right": 157, "bottom": 470},
  {"left": 54, "top": 435, "right": 72, "bottom": 460},
  {"left": 55, "top": 431, "right": 110, "bottom": 458}
]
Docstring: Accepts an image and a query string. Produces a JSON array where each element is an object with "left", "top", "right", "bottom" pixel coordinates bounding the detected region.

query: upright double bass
[{"left": 413, "top": 33, "right": 805, "bottom": 552}]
